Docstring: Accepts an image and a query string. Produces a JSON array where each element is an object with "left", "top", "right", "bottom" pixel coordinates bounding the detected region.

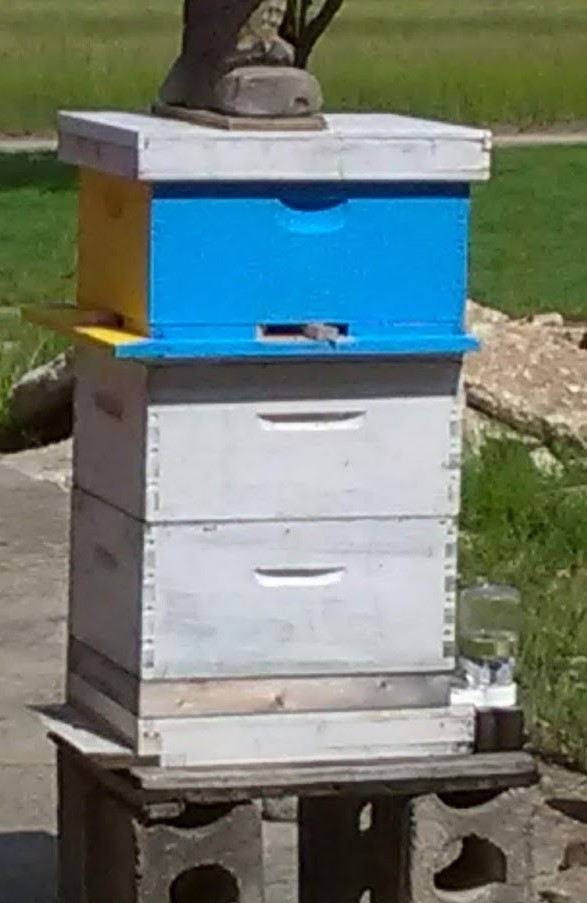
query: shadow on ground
[
  {"left": 0, "top": 831, "right": 56, "bottom": 903},
  {"left": 0, "top": 153, "right": 74, "bottom": 193}
]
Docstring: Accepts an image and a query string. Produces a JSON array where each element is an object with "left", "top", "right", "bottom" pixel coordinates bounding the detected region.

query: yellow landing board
[{"left": 24, "top": 306, "right": 144, "bottom": 355}]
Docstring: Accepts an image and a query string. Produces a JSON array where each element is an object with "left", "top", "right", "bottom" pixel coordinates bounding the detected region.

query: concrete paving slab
[
  {"left": 1, "top": 440, "right": 72, "bottom": 493},
  {"left": 0, "top": 451, "right": 296, "bottom": 903},
  {"left": 0, "top": 458, "right": 67, "bottom": 902}
]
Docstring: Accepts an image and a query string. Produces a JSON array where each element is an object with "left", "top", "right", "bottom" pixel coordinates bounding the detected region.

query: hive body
[{"left": 35, "top": 111, "right": 491, "bottom": 766}]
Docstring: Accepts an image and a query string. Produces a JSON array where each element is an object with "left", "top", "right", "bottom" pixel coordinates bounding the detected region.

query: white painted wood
[
  {"left": 68, "top": 636, "right": 450, "bottom": 716},
  {"left": 58, "top": 111, "right": 491, "bottom": 182},
  {"left": 67, "top": 673, "right": 139, "bottom": 747},
  {"left": 36, "top": 704, "right": 134, "bottom": 763},
  {"left": 60, "top": 676, "right": 474, "bottom": 766},
  {"left": 73, "top": 353, "right": 462, "bottom": 523},
  {"left": 69, "top": 489, "right": 143, "bottom": 675},
  {"left": 137, "top": 706, "right": 475, "bottom": 767},
  {"left": 69, "top": 488, "right": 457, "bottom": 681}
]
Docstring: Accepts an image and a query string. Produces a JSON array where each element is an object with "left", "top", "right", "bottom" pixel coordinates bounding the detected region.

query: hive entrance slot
[{"left": 257, "top": 323, "right": 349, "bottom": 343}]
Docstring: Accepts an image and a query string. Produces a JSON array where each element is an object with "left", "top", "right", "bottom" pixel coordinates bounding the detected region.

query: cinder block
[
  {"left": 262, "top": 797, "right": 298, "bottom": 823},
  {"left": 57, "top": 748, "right": 265, "bottom": 903},
  {"left": 138, "top": 803, "right": 264, "bottom": 903},
  {"left": 410, "top": 788, "right": 537, "bottom": 903},
  {"left": 538, "top": 871, "right": 587, "bottom": 903},
  {"left": 532, "top": 767, "right": 587, "bottom": 903}
]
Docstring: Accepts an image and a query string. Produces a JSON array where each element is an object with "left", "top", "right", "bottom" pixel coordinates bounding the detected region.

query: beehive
[{"left": 30, "top": 111, "right": 491, "bottom": 767}]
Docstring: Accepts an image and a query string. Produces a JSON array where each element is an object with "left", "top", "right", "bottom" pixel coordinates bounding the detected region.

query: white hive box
[
  {"left": 73, "top": 352, "right": 462, "bottom": 522},
  {"left": 67, "top": 350, "right": 471, "bottom": 766},
  {"left": 69, "top": 490, "right": 457, "bottom": 681}
]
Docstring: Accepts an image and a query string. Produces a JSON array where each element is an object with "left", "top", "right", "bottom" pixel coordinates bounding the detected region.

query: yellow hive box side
[{"left": 77, "top": 168, "right": 150, "bottom": 335}]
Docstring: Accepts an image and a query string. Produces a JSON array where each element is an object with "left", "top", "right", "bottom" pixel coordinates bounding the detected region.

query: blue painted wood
[
  {"left": 112, "top": 333, "right": 477, "bottom": 360},
  {"left": 141, "top": 181, "right": 471, "bottom": 358}
]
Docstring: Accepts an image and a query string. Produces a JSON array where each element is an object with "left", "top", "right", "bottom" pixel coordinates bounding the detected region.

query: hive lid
[{"left": 58, "top": 110, "right": 492, "bottom": 183}]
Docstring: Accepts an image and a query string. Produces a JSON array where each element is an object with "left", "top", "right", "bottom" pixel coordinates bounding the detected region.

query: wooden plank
[
  {"left": 130, "top": 751, "right": 537, "bottom": 800},
  {"left": 298, "top": 795, "right": 410, "bottom": 903},
  {"left": 77, "top": 168, "right": 150, "bottom": 334},
  {"left": 137, "top": 706, "right": 475, "bottom": 767},
  {"left": 34, "top": 703, "right": 140, "bottom": 767},
  {"left": 67, "top": 673, "right": 138, "bottom": 748},
  {"left": 69, "top": 489, "right": 143, "bottom": 675},
  {"left": 69, "top": 637, "right": 139, "bottom": 714},
  {"left": 58, "top": 111, "right": 491, "bottom": 183},
  {"left": 68, "top": 636, "right": 451, "bottom": 716},
  {"left": 139, "top": 673, "right": 451, "bottom": 717},
  {"left": 42, "top": 707, "right": 536, "bottom": 799}
]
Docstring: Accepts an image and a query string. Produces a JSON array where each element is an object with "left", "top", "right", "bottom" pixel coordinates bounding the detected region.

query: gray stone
[
  {"left": 539, "top": 871, "right": 587, "bottom": 903},
  {"left": 214, "top": 66, "right": 322, "bottom": 117},
  {"left": 530, "top": 446, "right": 564, "bottom": 476},
  {"left": 463, "top": 405, "right": 539, "bottom": 455},
  {"left": 159, "top": 0, "right": 324, "bottom": 117},
  {"left": 529, "top": 313, "right": 565, "bottom": 328},
  {"left": 411, "top": 788, "right": 537, "bottom": 902},
  {"left": 465, "top": 300, "right": 587, "bottom": 452},
  {"left": 7, "top": 353, "right": 73, "bottom": 444}
]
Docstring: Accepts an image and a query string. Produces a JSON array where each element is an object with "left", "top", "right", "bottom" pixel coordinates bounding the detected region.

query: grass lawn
[
  {"left": 461, "top": 438, "right": 587, "bottom": 769},
  {"left": 470, "top": 145, "right": 587, "bottom": 317},
  {"left": 3, "top": 0, "right": 587, "bottom": 134},
  {"left": 2, "top": 143, "right": 587, "bottom": 763}
]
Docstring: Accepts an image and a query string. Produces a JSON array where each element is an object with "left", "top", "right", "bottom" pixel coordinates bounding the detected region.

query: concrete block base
[
  {"left": 411, "top": 788, "right": 536, "bottom": 902},
  {"left": 57, "top": 748, "right": 265, "bottom": 903}
]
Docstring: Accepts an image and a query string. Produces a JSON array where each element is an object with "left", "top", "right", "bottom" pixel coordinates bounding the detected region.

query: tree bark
[{"left": 281, "top": 0, "right": 346, "bottom": 68}]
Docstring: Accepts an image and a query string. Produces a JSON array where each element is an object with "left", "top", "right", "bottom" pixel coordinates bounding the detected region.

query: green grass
[
  {"left": 0, "top": 152, "right": 73, "bottom": 440},
  {"left": 3, "top": 0, "right": 587, "bottom": 133},
  {"left": 470, "top": 146, "right": 587, "bottom": 317},
  {"left": 461, "top": 438, "right": 587, "bottom": 768},
  {"left": 0, "top": 154, "right": 76, "bottom": 306}
]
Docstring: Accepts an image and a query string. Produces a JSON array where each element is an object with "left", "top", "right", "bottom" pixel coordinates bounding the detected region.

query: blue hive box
[{"left": 32, "top": 112, "right": 491, "bottom": 360}]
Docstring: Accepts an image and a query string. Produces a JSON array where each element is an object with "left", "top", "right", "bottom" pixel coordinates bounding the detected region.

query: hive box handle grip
[
  {"left": 276, "top": 195, "right": 346, "bottom": 234},
  {"left": 254, "top": 566, "right": 346, "bottom": 588},
  {"left": 257, "top": 411, "right": 365, "bottom": 432}
]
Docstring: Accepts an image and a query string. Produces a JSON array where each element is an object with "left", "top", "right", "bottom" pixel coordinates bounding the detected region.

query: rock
[
  {"left": 530, "top": 312, "right": 565, "bottom": 328},
  {"left": 262, "top": 797, "right": 298, "bottom": 823},
  {"left": 158, "top": 0, "right": 324, "bottom": 115},
  {"left": 7, "top": 352, "right": 73, "bottom": 444},
  {"left": 538, "top": 869, "right": 587, "bottom": 903},
  {"left": 530, "top": 446, "right": 564, "bottom": 476},
  {"left": 466, "top": 298, "right": 510, "bottom": 330},
  {"left": 463, "top": 405, "right": 538, "bottom": 454},
  {"left": 464, "top": 302, "right": 587, "bottom": 451},
  {"left": 213, "top": 66, "right": 323, "bottom": 118}
]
